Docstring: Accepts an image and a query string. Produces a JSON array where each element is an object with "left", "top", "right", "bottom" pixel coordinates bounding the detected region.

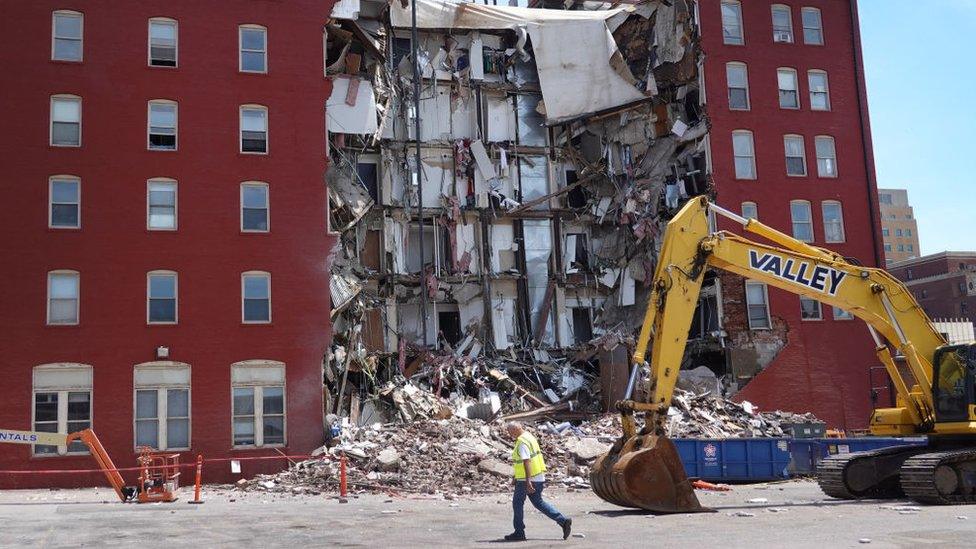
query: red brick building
[
  {"left": 700, "top": 0, "right": 884, "bottom": 428},
  {"left": 888, "top": 252, "right": 976, "bottom": 324},
  {"left": 0, "top": 1, "right": 334, "bottom": 487}
]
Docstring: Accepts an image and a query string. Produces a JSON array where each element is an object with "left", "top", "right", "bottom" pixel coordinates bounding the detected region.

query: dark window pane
[
  {"left": 240, "top": 30, "right": 265, "bottom": 50},
  {"left": 149, "top": 276, "right": 176, "bottom": 298},
  {"left": 241, "top": 133, "right": 267, "bottom": 153},
  {"left": 51, "top": 181, "right": 78, "bottom": 202},
  {"left": 35, "top": 393, "right": 58, "bottom": 422},
  {"left": 52, "top": 122, "right": 80, "bottom": 145},
  {"left": 136, "top": 419, "right": 158, "bottom": 447},
  {"left": 263, "top": 387, "right": 284, "bottom": 415},
  {"left": 168, "top": 389, "right": 189, "bottom": 417},
  {"left": 150, "top": 47, "right": 176, "bottom": 66},
  {"left": 263, "top": 416, "right": 284, "bottom": 445},
  {"left": 136, "top": 390, "right": 157, "bottom": 419},
  {"left": 244, "top": 299, "right": 270, "bottom": 321},
  {"left": 51, "top": 204, "right": 78, "bottom": 227},
  {"left": 149, "top": 133, "right": 176, "bottom": 149},
  {"left": 67, "top": 392, "right": 90, "bottom": 421},
  {"left": 233, "top": 418, "right": 255, "bottom": 445},
  {"left": 149, "top": 298, "right": 176, "bottom": 322},
  {"left": 242, "top": 208, "right": 268, "bottom": 231},
  {"left": 167, "top": 418, "right": 189, "bottom": 448},
  {"left": 729, "top": 89, "right": 748, "bottom": 109},
  {"left": 233, "top": 388, "right": 254, "bottom": 415},
  {"left": 54, "top": 38, "right": 81, "bottom": 61}
]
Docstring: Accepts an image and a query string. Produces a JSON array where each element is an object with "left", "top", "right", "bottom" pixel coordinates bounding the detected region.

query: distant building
[
  {"left": 878, "top": 188, "right": 920, "bottom": 264},
  {"left": 887, "top": 252, "right": 976, "bottom": 324}
]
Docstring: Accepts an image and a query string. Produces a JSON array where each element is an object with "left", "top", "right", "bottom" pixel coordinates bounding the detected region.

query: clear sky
[{"left": 858, "top": 0, "right": 976, "bottom": 255}]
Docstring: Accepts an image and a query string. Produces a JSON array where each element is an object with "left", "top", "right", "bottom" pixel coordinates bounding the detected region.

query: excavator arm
[{"left": 591, "top": 196, "right": 948, "bottom": 512}]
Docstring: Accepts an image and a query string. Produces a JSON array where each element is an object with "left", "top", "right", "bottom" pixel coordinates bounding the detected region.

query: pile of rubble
[
  {"left": 233, "top": 386, "right": 819, "bottom": 497},
  {"left": 666, "top": 388, "right": 821, "bottom": 438}
]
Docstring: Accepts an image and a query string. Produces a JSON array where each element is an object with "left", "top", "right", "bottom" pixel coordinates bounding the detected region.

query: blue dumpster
[
  {"left": 674, "top": 438, "right": 792, "bottom": 482},
  {"left": 788, "top": 437, "right": 928, "bottom": 475}
]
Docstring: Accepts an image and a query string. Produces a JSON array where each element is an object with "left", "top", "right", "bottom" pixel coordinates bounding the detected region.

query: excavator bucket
[{"left": 590, "top": 434, "right": 708, "bottom": 513}]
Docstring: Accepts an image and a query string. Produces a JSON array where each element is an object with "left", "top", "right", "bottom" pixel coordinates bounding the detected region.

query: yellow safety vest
[{"left": 512, "top": 432, "right": 547, "bottom": 480}]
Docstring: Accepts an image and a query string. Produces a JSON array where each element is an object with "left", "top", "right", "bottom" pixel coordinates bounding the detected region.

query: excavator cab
[{"left": 932, "top": 344, "right": 976, "bottom": 422}]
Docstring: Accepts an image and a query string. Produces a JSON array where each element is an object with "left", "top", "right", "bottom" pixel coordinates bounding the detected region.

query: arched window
[
  {"left": 147, "top": 270, "right": 178, "bottom": 324},
  {"left": 49, "top": 175, "right": 81, "bottom": 229},
  {"left": 52, "top": 10, "right": 83, "bottom": 61},
  {"left": 33, "top": 363, "right": 92, "bottom": 455},
  {"left": 732, "top": 130, "right": 756, "bottom": 179},
  {"left": 47, "top": 270, "right": 79, "bottom": 325},
  {"left": 771, "top": 4, "right": 794, "bottom": 43},
  {"left": 148, "top": 17, "right": 178, "bottom": 67},
  {"left": 242, "top": 271, "right": 271, "bottom": 323},
  {"left": 239, "top": 24, "right": 268, "bottom": 73},
  {"left": 726, "top": 62, "right": 749, "bottom": 110},
  {"left": 790, "top": 200, "right": 814, "bottom": 242},
  {"left": 147, "top": 178, "right": 178, "bottom": 230},
  {"left": 231, "top": 360, "right": 286, "bottom": 447},
  {"left": 133, "top": 361, "right": 190, "bottom": 450},
  {"left": 50, "top": 94, "right": 81, "bottom": 146},
  {"left": 808, "top": 70, "right": 830, "bottom": 111},
  {"left": 822, "top": 201, "right": 846, "bottom": 243},
  {"left": 240, "top": 104, "right": 268, "bottom": 154},
  {"left": 784, "top": 134, "right": 807, "bottom": 176},
  {"left": 241, "top": 181, "right": 270, "bottom": 232},
  {"left": 148, "top": 100, "right": 178, "bottom": 150},
  {"left": 801, "top": 7, "right": 824, "bottom": 45}
]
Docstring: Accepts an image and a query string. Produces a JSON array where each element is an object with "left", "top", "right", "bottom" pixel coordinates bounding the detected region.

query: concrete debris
[
  {"left": 564, "top": 438, "right": 610, "bottom": 463},
  {"left": 666, "top": 388, "right": 821, "bottom": 438},
  {"left": 376, "top": 448, "right": 401, "bottom": 471}
]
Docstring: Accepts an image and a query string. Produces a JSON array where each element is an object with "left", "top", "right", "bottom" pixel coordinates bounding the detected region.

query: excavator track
[
  {"left": 817, "top": 445, "right": 928, "bottom": 500},
  {"left": 900, "top": 448, "right": 976, "bottom": 504}
]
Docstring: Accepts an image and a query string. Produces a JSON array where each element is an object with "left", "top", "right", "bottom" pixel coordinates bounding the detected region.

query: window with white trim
[
  {"left": 726, "top": 62, "right": 749, "bottom": 110},
  {"left": 149, "top": 18, "right": 177, "bottom": 67},
  {"left": 833, "top": 307, "right": 854, "bottom": 320},
  {"left": 800, "top": 296, "right": 822, "bottom": 320},
  {"left": 33, "top": 363, "right": 91, "bottom": 455},
  {"left": 790, "top": 200, "right": 814, "bottom": 242},
  {"left": 884, "top": 243, "right": 892, "bottom": 252},
  {"left": 741, "top": 201, "right": 758, "bottom": 220},
  {"left": 771, "top": 5, "right": 794, "bottom": 43},
  {"left": 134, "top": 362, "right": 190, "bottom": 450},
  {"left": 148, "top": 101, "right": 177, "bottom": 150},
  {"left": 721, "top": 1, "right": 744, "bottom": 45},
  {"left": 239, "top": 25, "right": 267, "bottom": 73},
  {"left": 778, "top": 68, "right": 799, "bottom": 109},
  {"left": 147, "top": 272, "right": 177, "bottom": 324},
  {"left": 242, "top": 272, "right": 271, "bottom": 323},
  {"left": 241, "top": 182, "right": 269, "bottom": 232},
  {"left": 745, "top": 282, "right": 771, "bottom": 330},
  {"left": 232, "top": 361, "right": 285, "bottom": 447},
  {"left": 815, "top": 136, "right": 837, "bottom": 177},
  {"left": 240, "top": 106, "right": 268, "bottom": 153},
  {"left": 808, "top": 70, "right": 830, "bottom": 111},
  {"left": 48, "top": 271, "right": 79, "bottom": 325},
  {"left": 732, "top": 130, "right": 756, "bottom": 179},
  {"left": 50, "top": 176, "right": 80, "bottom": 229},
  {"left": 802, "top": 7, "right": 824, "bottom": 45},
  {"left": 148, "top": 179, "right": 177, "bottom": 230},
  {"left": 52, "top": 11, "right": 83, "bottom": 61},
  {"left": 784, "top": 135, "right": 807, "bottom": 176},
  {"left": 822, "top": 201, "right": 846, "bottom": 243},
  {"left": 51, "top": 95, "right": 81, "bottom": 146}
]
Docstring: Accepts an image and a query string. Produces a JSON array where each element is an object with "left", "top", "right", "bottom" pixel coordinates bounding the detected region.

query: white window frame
[
  {"left": 52, "top": 10, "right": 83, "bottom": 62},
  {"left": 771, "top": 4, "right": 794, "bottom": 43},
  {"left": 801, "top": 7, "right": 824, "bottom": 45},
  {"left": 240, "top": 181, "right": 270, "bottom": 233},
  {"left": 822, "top": 201, "right": 846, "bottom": 243},
  {"left": 784, "top": 134, "right": 807, "bottom": 177},
  {"left": 32, "top": 363, "right": 92, "bottom": 456},
  {"left": 240, "top": 105, "right": 269, "bottom": 154},
  {"left": 148, "top": 17, "right": 178, "bottom": 68},
  {"left": 777, "top": 68, "right": 800, "bottom": 109},
  {"left": 799, "top": 296, "right": 822, "bottom": 321},
  {"left": 239, "top": 24, "right": 268, "bottom": 74},
  {"left": 231, "top": 360, "right": 286, "bottom": 448},
  {"left": 726, "top": 62, "right": 750, "bottom": 110},
  {"left": 50, "top": 95, "right": 82, "bottom": 147},
  {"left": 147, "top": 100, "right": 178, "bottom": 151},
  {"left": 732, "top": 130, "right": 756, "bottom": 180},
  {"left": 808, "top": 70, "right": 831, "bottom": 111},
  {"left": 47, "top": 270, "right": 80, "bottom": 325},
  {"left": 241, "top": 271, "right": 271, "bottom": 324},
  {"left": 133, "top": 362, "right": 191, "bottom": 451},
  {"left": 721, "top": 1, "right": 744, "bottom": 45},
  {"left": 745, "top": 282, "right": 771, "bottom": 330},
  {"left": 147, "top": 271, "right": 178, "bottom": 325},
  {"left": 815, "top": 135, "right": 838, "bottom": 177},
  {"left": 49, "top": 175, "right": 81, "bottom": 229},
  {"left": 147, "top": 178, "right": 178, "bottom": 231},
  {"left": 741, "top": 201, "right": 758, "bottom": 220},
  {"left": 790, "top": 200, "right": 814, "bottom": 242}
]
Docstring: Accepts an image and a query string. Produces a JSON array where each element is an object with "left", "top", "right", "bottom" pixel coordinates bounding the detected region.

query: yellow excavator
[{"left": 590, "top": 196, "right": 976, "bottom": 512}]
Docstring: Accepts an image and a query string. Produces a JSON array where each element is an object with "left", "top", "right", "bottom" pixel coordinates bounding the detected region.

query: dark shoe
[
  {"left": 561, "top": 518, "right": 572, "bottom": 540},
  {"left": 504, "top": 532, "right": 527, "bottom": 542}
]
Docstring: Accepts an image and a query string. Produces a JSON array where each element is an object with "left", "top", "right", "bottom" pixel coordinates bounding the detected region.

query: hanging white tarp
[
  {"left": 390, "top": 0, "right": 648, "bottom": 124},
  {"left": 327, "top": 76, "right": 379, "bottom": 134}
]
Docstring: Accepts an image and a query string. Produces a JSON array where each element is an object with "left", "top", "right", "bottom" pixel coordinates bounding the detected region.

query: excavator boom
[{"left": 591, "top": 196, "right": 957, "bottom": 512}]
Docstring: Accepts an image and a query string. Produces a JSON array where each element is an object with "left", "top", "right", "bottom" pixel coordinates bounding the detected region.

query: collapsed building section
[{"left": 326, "top": 0, "right": 714, "bottom": 422}]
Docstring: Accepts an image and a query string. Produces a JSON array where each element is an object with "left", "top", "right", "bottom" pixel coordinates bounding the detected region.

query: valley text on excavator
[
  {"left": 590, "top": 196, "right": 976, "bottom": 513},
  {"left": 0, "top": 428, "right": 180, "bottom": 503}
]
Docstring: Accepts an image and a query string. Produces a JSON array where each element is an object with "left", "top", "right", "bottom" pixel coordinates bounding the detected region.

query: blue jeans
[{"left": 513, "top": 480, "right": 567, "bottom": 535}]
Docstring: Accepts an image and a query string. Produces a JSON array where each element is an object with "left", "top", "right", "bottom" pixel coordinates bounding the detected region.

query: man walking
[{"left": 503, "top": 421, "right": 572, "bottom": 541}]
